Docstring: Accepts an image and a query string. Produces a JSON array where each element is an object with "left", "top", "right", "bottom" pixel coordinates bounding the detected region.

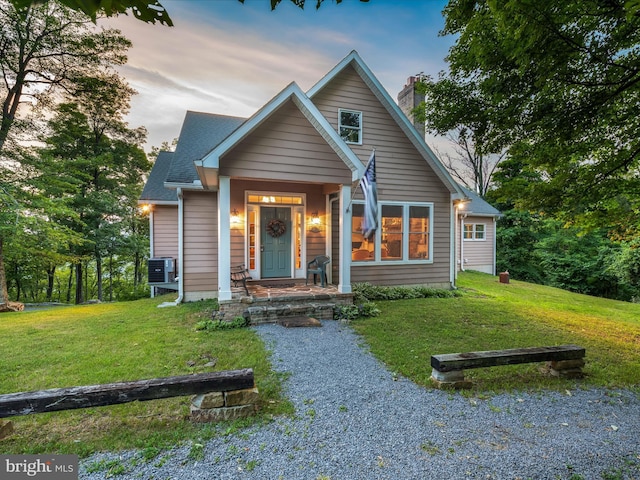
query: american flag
[{"left": 359, "top": 150, "right": 378, "bottom": 240}]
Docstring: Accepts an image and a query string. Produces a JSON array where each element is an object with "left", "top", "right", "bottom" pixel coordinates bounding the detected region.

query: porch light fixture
[
  {"left": 309, "top": 211, "right": 322, "bottom": 233},
  {"left": 230, "top": 208, "right": 240, "bottom": 224},
  {"left": 139, "top": 204, "right": 152, "bottom": 215}
]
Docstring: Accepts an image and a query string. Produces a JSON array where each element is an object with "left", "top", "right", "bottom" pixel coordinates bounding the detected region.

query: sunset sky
[{"left": 102, "top": 0, "right": 454, "bottom": 151}]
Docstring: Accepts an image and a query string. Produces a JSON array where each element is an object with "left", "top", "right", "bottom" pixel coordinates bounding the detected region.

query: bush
[
  {"left": 195, "top": 311, "right": 249, "bottom": 331},
  {"left": 333, "top": 302, "right": 381, "bottom": 321},
  {"left": 352, "top": 282, "right": 461, "bottom": 302}
]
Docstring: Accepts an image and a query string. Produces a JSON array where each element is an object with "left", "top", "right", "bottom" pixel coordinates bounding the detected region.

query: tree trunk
[
  {"left": 96, "top": 252, "right": 103, "bottom": 301},
  {"left": 109, "top": 254, "right": 113, "bottom": 302},
  {"left": 0, "top": 237, "right": 8, "bottom": 305},
  {"left": 46, "top": 265, "right": 56, "bottom": 302},
  {"left": 66, "top": 264, "right": 73, "bottom": 303},
  {"left": 75, "top": 263, "right": 83, "bottom": 304}
]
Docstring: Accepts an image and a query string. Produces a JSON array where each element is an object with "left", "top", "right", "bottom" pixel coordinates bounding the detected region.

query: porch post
[
  {"left": 338, "top": 184, "right": 352, "bottom": 294},
  {"left": 218, "top": 176, "right": 232, "bottom": 300}
]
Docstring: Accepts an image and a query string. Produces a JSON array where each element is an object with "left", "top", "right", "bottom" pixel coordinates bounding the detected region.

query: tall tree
[
  {"left": 441, "top": 0, "right": 640, "bottom": 236},
  {"left": 42, "top": 72, "right": 149, "bottom": 303}
]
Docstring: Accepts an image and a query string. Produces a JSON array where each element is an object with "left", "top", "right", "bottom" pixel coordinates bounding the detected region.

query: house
[
  {"left": 139, "top": 51, "right": 469, "bottom": 306},
  {"left": 397, "top": 76, "right": 502, "bottom": 276}
]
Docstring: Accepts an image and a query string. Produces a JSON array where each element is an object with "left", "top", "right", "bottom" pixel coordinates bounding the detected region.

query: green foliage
[
  {"left": 334, "top": 283, "right": 460, "bottom": 321},
  {"left": 10, "top": 0, "right": 173, "bottom": 25},
  {"left": 195, "top": 316, "right": 250, "bottom": 332},
  {"left": 333, "top": 303, "right": 381, "bottom": 321},
  {"left": 440, "top": 0, "right": 640, "bottom": 237},
  {"left": 352, "top": 282, "right": 462, "bottom": 301},
  {"left": 495, "top": 211, "right": 640, "bottom": 302}
]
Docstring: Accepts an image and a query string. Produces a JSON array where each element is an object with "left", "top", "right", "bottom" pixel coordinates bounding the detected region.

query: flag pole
[{"left": 346, "top": 147, "right": 375, "bottom": 213}]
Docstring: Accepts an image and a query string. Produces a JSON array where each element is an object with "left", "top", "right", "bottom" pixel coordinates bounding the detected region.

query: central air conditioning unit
[{"left": 148, "top": 257, "right": 176, "bottom": 284}]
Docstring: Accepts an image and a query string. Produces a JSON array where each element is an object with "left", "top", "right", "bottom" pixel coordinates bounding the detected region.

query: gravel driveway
[{"left": 80, "top": 320, "right": 640, "bottom": 479}]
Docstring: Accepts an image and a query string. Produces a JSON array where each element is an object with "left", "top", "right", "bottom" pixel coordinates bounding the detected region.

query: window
[
  {"left": 351, "top": 202, "right": 432, "bottom": 262},
  {"left": 339, "top": 109, "right": 362, "bottom": 144},
  {"left": 382, "top": 205, "right": 403, "bottom": 260},
  {"left": 464, "top": 223, "right": 485, "bottom": 240},
  {"left": 351, "top": 203, "right": 374, "bottom": 261}
]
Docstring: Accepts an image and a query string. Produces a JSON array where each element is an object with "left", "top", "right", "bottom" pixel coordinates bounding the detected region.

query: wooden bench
[
  {"left": 430, "top": 344, "right": 585, "bottom": 388},
  {"left": 231, "top": 264, "right": 252, "bottom": 295},
  {"left": 0, "top": 369, "right": 254, "bottom": 419}
]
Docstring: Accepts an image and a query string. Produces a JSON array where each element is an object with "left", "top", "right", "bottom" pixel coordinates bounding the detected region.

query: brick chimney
[{"left": 397, "top": 75, "right": 426, "bottom": 135}]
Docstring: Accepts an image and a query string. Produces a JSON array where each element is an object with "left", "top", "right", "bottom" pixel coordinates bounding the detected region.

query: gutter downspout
[
  {"left": 450, "top": 196, "right": 456, "bottom": 287},
  {"left": 149, "top": 209, "right": 155, "bottom": 298},
  {"left": 460, "top": 213, "right": 467, "bottom": 272},
  {"left": 492, "top": 215, "right": 498, "bottom": 276},
  {"left": 159, "top": 187, "right": 184, "bottom": 307}
]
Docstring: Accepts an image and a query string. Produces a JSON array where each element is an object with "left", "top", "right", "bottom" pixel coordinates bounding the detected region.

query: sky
[{"left": 102, "top": 0, "right": 455, "bottom": 152}]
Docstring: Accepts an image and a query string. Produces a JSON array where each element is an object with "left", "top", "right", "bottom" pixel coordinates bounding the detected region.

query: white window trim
[
  {"left": 351, "top": 201, "right": 434, "bottom": 264},
  {"left": 463, "top": 223, "right": 486, "bottom": 241},
  {"left": 338, "top": 108, "right": 363, "bottom": 145}
]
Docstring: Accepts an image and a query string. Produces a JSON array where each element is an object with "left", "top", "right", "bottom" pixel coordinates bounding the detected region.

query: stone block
[
  {"left": 548, "top": 359, "right": 585, "bottom": 370},
  {"left": 191, "top": 392, "right": 224, "bottom": 409},
  {"left": 225, "top": 387, "right": 259, "bottom": 407},
  {"left": 430, "top": 368, "right": 472, "bottom": 389},
  {"left": 190, "top": 404, "right": 256, "bottom": 423}
]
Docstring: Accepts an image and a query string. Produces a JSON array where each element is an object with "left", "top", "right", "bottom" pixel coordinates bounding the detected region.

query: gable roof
[
  {"left": 459, "top": 186, "right": 502, "bottom": 217},
  {"left": 196, "top": 82, "right": 365, "bottom": 185},
  {"left": 308, "top": 50, "right": 465, "bottom": 198},
  {"left": 139, "top": 151, "right": 178, "bottom": 203},
  {"left": 165, "top": 111, "right": 246, "bottom": 186}
]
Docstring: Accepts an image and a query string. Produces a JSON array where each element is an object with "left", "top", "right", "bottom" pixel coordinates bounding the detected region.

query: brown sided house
[{"left": 139, "top": 51, "right": 468, "bottom": 306}]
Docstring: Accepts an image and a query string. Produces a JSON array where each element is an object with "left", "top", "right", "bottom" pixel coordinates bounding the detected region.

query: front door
[{"left": 261, "top": 207, "right": 291, "bottom": 278}]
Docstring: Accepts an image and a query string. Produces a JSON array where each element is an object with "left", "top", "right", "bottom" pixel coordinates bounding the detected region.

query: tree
[
  {"left": 41, "top": 72, "right": 150, "bottom": 303},
  {"left": 441, "top": 0, "right": 640, "bottom": 237},
  {"left": 0, "top": 0, "right": 130, "bottom": 306},
  {"left": 414, "top": 75, "right": 504, "bottom": 195},
  {"left": 10, "top": 0, "right": 371, "bottom": 27},
  {"left": 0, "top": 0, "right": 131, "bottom": 153}
]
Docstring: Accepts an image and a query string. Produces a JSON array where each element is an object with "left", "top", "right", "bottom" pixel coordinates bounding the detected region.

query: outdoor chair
[{"left": 306, "top": 255, "right": 330, "bottom": 287}]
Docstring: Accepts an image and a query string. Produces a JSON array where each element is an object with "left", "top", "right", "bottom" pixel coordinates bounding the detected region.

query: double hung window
[{"left": 338, "top": 109, "right": 362, "bottom": 144}]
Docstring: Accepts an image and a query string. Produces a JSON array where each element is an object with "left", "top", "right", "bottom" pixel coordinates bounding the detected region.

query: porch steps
[
  {"left": 246, "top": 302, "right": 335, "bottom": 324},
  {"left": 219, "top": 285, "right": 352, "bottom": 325}
]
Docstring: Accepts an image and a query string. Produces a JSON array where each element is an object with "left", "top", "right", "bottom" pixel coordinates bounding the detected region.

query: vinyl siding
[
  {"left": 152, "top": 205, "right": 178, "bottom": 260},
  {"left": 220, "top": 100, "right": 352, "bottom": 184},
  {"left": 183, "top": 191, "right": 218, "bottom": 299},
  {"left": 458, "top": 215, "right": 496, "bottom": 274},
  {"left": 313, "top": 65, "right": 453, "bottom": 286}
]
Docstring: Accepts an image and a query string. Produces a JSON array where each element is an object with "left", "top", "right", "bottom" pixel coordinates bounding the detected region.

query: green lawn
[
  {"left": 351, "top": 271, "right": 640, "bottom": 391},
  {"left": 0, "top": 296, "right": 292, "bottom": 456},
  {"left": 2, "top": 273, "right": 639, "bottom": 456}
]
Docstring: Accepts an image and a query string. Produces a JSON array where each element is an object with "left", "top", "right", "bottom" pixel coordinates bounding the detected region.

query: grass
[
  {"left": 351, "top": 270, "right": 640, "bottom": 392},
  {"left": 0, "top": 295, "right": 293, "bottom": 456},
  {"left": 3, "top": 272, "right": 640, "bottom": 456}
]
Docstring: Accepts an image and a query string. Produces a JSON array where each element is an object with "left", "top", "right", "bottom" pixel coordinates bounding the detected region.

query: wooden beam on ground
[
  {"left": 0, "top": 369, "right": 254, "bottom": 419},
  {"left": 431, "top": 345, "right": 585, "bottom": 372}
]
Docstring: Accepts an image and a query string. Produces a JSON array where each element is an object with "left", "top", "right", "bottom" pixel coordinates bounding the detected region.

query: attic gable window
[{"left": 339, "top": 109, "right": 362, "bottom": 144}]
